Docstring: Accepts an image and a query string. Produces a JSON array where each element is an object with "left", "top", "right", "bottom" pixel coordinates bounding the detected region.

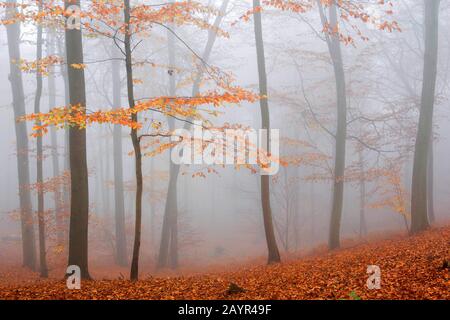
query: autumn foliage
[{"left": 0, "top": 225, "right": 448, "bottom": 299}]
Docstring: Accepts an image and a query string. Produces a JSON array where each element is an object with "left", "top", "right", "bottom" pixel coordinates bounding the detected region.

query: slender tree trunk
[
  {"left": 158, "top": 165, "right": 179, "bottom": 268},
  {"left": 411, "top": 0, "right": 440, "bottom": 234},
  {"left": 358, "top": 150, "right": 367, "bottom": 238},
  {"left": 157, "top": 0, "right": 230, "bottom": 269},
  {"left": 253, "top": 0, "right": 281, "bottom": 264},
  {"left": 318, "top": 1, "right": 347, "bottom": 249},
  {"left": 65, "top": 0, "right": 91, "bottom": 279},
  {"left": 111, "top": 44, "right": 127, "bottom": 266},
  {"left": 149, "top": 157, "right": 155, "bottom": 248},
  {"left": 4, "top": 0, "right": 37, "bottom": 270},
  {"left": 34, "top": 1, "right": 48, "bottom": 277},
  {"left": 103, "top": 129, "right": 111, "bottom": 216},
  {"left": 284, "top": 169, "right": 289, "bottom": 252},
  {"left": 98, "top": 127, "right": 110, "bottom": 216},
  {"left": 309, "top": 180, "right": 315, "bottom": 247},
  {"left": 167, "top": 26, "right": 179, "bottom": 268},
  {"left": 123, "top": 0, "right": 143, "bottom": 281},
  {"left": 158, "top": 21, "right": 179, "bottom": 269},
  {"left": 57, "top": 34, "right": 71, "bottom": 232},
  {"left": 48, "top": 29, "right": 64, "bottom": 246},
  {"left": 427, "top": 135, "right": 435, "bottom": 223}
]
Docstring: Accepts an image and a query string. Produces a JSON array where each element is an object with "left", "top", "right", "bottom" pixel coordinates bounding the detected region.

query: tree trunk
[
  {"left": 111, "top": 44, "right": 127, "bottom": 266},
  {"left": 252, "top": 0, "right": 281, "bottom": 264},
  {"left": 157, "top": 20, "right": 179, "bottom": 269},
  {"left": 427, "top": 135, "right": 435, "bottom": 223},
  {"left": 309, "top": 180, "right": 315, "bottom": 247},
  {"left": 318, "top": 0, "right": 347, "bottom": 250},
  {"left": 157, "top": 0, "right": 230, "bottom": 269},
  {"left": 34, "top": 1, "right": 48, "bottom": 277},
  {"left": 4, "top": 0, "right": 37, "bottom": 270},
  {"left": 102, "top": 128, "right": 111, "bottom": 216},
  {"left": 358, "top": 150, "right": 367, "bottom": 238},
  {"left": 65, "top": 0, "right": 91, "bottom": 279},
  {"left": 57, "top": 34, "right": 71, "bottom": 233},
  {"left": 123, "top": 0, "right": 143, "bottom": 281},
  {"left": 48, "top": 29, "right": 64, "bottom": 246},
  {"left": 158, "top": 164, "right": 179, "bottom": 268},
  {"left": 410, "top": 0, "right": 440, "bottom": 234}
]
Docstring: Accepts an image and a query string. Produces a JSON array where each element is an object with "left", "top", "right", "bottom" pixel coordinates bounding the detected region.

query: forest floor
[{"left": 0, "top": 225, "right": 449, "bottom": 300}]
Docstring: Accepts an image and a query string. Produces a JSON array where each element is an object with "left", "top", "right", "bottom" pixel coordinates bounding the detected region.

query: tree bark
[
  {"left": 48, "top": 30, "right": 64, "bottom": 246},
  {"left": 410, "top": 0, "right": 440, "bottom": 234},
  {"left": 358, "top": 150, "right": 367, "bottom": 238},
  {"left": 65, "top": 0, "right": 91, "bottom": 279},
  {"left": 427, "top": 135, "right": 435, "bottom": 223},
  {"left": 34, "top": 0, "right": 48, "bottom": 277},
  {"left": 123, "top": 0, "right": 143, "bottom": 281},
  {"left": 253, "top": 0, "right": 281, "bottom": 264},
  {"left": 57, "top": 33, "right": 71, "bottom": 228},
  {"left": 4, "top": 0, "right": 37, "bottom": 270},
  {"left": 318, "top": 0, "right": 347, "bottom": 249},
  {"left": 157, "top": 19, "right": 179, "bottom": 269}
]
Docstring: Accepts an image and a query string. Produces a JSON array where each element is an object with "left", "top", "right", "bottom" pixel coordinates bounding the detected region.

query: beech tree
[
  {"left": 4, "top": 0, "right": 37, "bottom": 270},
  {"left": 157, "top": 0, "right": 231, "bottom": 270},
  {"left": 410, "top": 0, "right": 441, "bottom": 233},
  {"left": 316, "top": 0, "right": 347, "bottom": 250},
  {"left": 252, "top": 0, "right": 281, "bottom": 263},
  {"left": 111, "top": 42, "right": 127, "bottom": 266},
  {"left": 65, "top": 0, "right": 91, "bottom": 279},
  {"left": 34, "top": 0, "right": 48, "bottom": 277}
]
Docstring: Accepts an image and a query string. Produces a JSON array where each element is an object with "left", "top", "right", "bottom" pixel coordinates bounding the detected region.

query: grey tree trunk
[
  {"left": 34, "top": 1, "right": 48, "bottom": 277},
  {"left": 157, "top": 0, "right": 230, "bottom": 269},
  {"left": 309, "top": 180, "right": 315, "bottom": 247},
  {"left": 410, "top": 0, "right": 440, "bottom": 234},
  {"left": 111, "top": 44, "right": 127, "bottom": 266},
  {"left": 157, "top": 164, "right": 179, "bottom": 269},
  {"left": 427, "top": 135, "right": 435, "bottom": 223},
  {"left": 48, "top": 30, "right": 64, "bottom": 246},
  {"left": 65, "top": 0, "right": 91, "bottom": 279},
  {"left": 318, "top": 0, "right": 347, "bottom": 249},
  {"left": 123, "top": 0, "right": 143, "bottom": 281},
  {"left": 358, "top": 150, "right": 367, "bottom": 238},
  {"left": 102, "top": 129, "right": 111, "bottom": 216},
  {"left": 253, "top": 0, "right": 281, "bottom": 264},
  {"left": 4, "top": 0, "right": 37, "bottom": 270},
  {"left": 157, "top": 24, "right": 179, "bottom": 269},
  {"left": 57, "top": 34, "right": 71, "bottom": 223}
]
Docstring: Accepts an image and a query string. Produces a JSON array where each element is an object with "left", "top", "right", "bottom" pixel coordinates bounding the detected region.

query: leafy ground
[{"left": 0, "top": 226, "right": 449, "bottom": 300}]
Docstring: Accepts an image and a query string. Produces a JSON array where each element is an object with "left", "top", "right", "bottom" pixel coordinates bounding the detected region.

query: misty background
[{"left": 0, "top": 0, "right": 449, "bottom": 275}]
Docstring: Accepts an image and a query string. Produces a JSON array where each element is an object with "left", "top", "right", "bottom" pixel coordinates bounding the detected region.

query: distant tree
[
  {"left": 252, "top": 0, "right": 281, "bottom": 264},
  {"left": 157, "top": 0, "right": 231, "bottom": 270},
  {"left": 410, "top": 0, "right": 441, "bottom": 233},
  {"left": 4, "top": 0, "right": 37, "bottom": 270},
  {"left": 157, "top": 18, "right": 179, "bottom": 269},
  {"left": 34, "top": 0, "right": 48, "bottom": 278},
  {"left": 266, "top": 0, "right": 401, "bottom": 249},
  {"left": 111, "top": 43, "right": 127, "bottom": 267},
  {"left": 47, "top": 29, "right": 64, "bottom": 246}
]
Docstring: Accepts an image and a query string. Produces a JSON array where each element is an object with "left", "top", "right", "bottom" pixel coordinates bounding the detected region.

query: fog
[{"left": 0, "top": 0, "right": 449, "bottom": 278}]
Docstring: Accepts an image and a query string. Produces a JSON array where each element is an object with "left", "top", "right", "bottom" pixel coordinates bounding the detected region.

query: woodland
[{"left": 0, "top": 0, "right": 449, "bottom": 300}]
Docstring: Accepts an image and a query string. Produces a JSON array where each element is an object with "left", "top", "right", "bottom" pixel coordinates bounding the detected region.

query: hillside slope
[{"left": 0, "top": 226, "right": 449, "bottom": 300}]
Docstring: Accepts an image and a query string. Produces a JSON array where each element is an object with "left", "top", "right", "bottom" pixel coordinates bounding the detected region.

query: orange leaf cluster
[{"left": 21, "top": 87, "right": 259, "bottom": 136}]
